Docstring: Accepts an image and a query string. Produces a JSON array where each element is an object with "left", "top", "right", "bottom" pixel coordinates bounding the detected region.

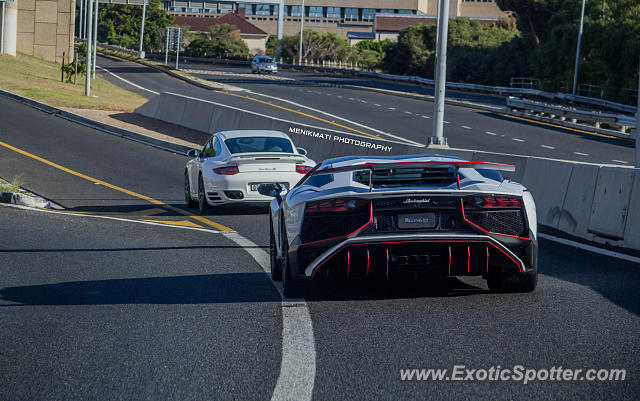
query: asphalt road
[
  {"left": 1, "top": 96, "right": 639, "bottom": 400},
  {"left": 96, "top": 55, "right": 635, "bottom": 165}
]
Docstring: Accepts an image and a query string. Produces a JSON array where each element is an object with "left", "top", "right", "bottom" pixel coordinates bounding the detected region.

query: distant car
[
  {"left": 251, "top": 56, "right": 278, "bottom": 74},
  {"left": 263, "top": 154, "right": 538, "bottom": 297},
  {"left": 185, "top": 130, "right": 314, "bottom": 213}
]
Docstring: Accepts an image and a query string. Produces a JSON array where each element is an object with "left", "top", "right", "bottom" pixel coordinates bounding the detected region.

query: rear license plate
[
  {"left": 250, "top": 183, "right": 288, "bottom": 194},
  {"left": 397, "top": 213, "right": 436, "bottom": 229}
]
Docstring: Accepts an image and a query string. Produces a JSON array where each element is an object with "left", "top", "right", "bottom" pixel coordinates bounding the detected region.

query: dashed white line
[
  {"left": 374, "top": 104, "right": 381, "bottom": 107},
  {"left": 422, "top": 115, "right": 431, "bottom": 119},
  {"left": 484, "top": 131, "right": 497, "bottom": 136},
  {"left": 461, "top": 125, "right": 472, "bottom": 130},
  {"left": 574, "top": 152, "right": 589, "bottom": 156},
  {"left": 388, "top": 107, "right": 396, "bottom": 110},
  {"left": 512, "top": 138, "right": 525, "bottom": 142},
  {"left": 612, "top": 159, "right": 629, "bottom": 164},
  {"left": 360, "top": 100, "right": 367, "bottom": 103},
  {"left": 404, "top": 111, "right": 412, "bottom": 115},
  {"left": 348, "top": 97, "right": 355, "bottom": 101},
  {"left": 541, "top": 145, "right": 555, "bottom": 149},
  {"left": 337, "top": 95, "right": 342, "bottom": 98},
  {"left": 444, "top": 121, "right": 450, "bottom": 124}
]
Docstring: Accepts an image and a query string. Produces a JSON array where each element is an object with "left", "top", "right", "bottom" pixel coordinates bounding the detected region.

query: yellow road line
[
  {"left": 216, "top": 90, "right": 385, "bottom": 140},
  {"left": 142, "top": 219, "right": 204, "bottom": 228},
  {"left": 0, "top": 140, "right": 234, "bottom": 232}
]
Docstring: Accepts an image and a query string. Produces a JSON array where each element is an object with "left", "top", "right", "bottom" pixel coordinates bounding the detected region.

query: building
[
  {"left": 162, "top": 1, "right": 509, "bottom": 38},
  {"left": 172, "top": 11, "right": 268, "bottom": 53},
  {"left": 1, "top": 0, "right": 76, "bottom": 63}
]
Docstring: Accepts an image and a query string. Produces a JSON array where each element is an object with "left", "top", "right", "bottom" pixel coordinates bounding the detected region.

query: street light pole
[
  {"left": 298, "top": 0, "right": 304, "bottom": 64},
  {"left": 430, "top": 0, "right": 450, "bottom": 147},
  {"left": 276, "top": 0, "right": 283, "bottom": 62},
  {"left": 92, "top": 0, "right": 98, "bottom": 78},
  {"left": 85, "top": 0, "right": 93, "bottom": 96},
  {"left": 635, "top": 55, "right": 639, "bottom": 168},
  {"left": 572, "top": 0, "right": 586, "bottom": 96},
  {"left": 138, "top": 2, "right": 146, "bottom": 58}
]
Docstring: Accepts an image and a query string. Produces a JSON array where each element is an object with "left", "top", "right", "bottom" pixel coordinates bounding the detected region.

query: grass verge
[
  {"left": 0, "top": 52, "right": 146, "bottom": 111},
  {"left": 0, "top": 176, "right": 24, "bottom": 193}
]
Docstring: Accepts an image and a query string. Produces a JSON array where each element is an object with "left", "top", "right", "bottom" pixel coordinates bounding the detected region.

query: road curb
[
  {"left": 0, "top": 191, "right": 54, "bottom": 209},
  {"left": 0, "top": 89, "right": 192, "bottom": 156}
]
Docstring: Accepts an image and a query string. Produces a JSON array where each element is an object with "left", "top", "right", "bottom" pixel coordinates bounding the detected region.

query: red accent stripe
[
  {"left": 312, "top": 240, "right": 522, "bottom": 276},
  {"left": 486, "top": 247, "right": 489, "bottom": 274},
  {"left": 347, "top": 250, "right": 350, "bottom": 278},
  {"left": 366, "top": 249, "right": 370, "bottom": 276},
  {"left": 385, "top": 248, "right": 389, "bottom": 277},
  {"left": 448, "top": 246, "right": 452, "bottom": 275},
  {"left": 299, "top": 202, "right": 373, "bottom": 247},
  {"left": 460, "top": 199, "right": 533, "bottom": 241},
  {"left": 467, "top": 246, "right": 470, "bottom": 273},
  {"left": 456, "top": 169, "right": 461, "bottom": 190}
]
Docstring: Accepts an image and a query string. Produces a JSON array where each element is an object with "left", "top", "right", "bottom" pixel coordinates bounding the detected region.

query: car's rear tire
[
  {"left": 487, "top": 268, "right": 537, "bottom": 293},
  {"left": 198, "top": 175, "right": 214, "bottom": 215},
  {"left": 270, "top": 218, "right": 282, "bottom": 281},
  {"left": 282, "top": 234, "right": 305, "bottom": 298},
  {"left": 185, "top": 171, "right": 197, "bottom": 208}
]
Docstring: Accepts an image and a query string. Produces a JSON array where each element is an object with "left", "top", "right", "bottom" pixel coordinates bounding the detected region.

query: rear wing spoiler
[{"left": 312, "top": 161, "right": 516, "bottom": 175}]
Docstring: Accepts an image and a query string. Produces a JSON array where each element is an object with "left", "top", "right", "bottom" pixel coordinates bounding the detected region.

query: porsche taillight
[
  {"left": 296, "top": 165, "right": 313, "bottom": 174},
  {"left": 213, "top": 165, "right": 239, "bottom": 175}
]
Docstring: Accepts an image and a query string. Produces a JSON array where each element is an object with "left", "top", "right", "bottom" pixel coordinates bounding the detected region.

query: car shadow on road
[
  {"left": 305, "top": 276, "right": 489, "bottom": 301},
  {"left": 0, "top": 273, "right": 280, "bottom": 306}
]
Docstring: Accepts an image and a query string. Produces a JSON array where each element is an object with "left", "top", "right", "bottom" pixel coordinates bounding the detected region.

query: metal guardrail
[{"left": 507, "top": 97, "right": 636, "bottom": 134}]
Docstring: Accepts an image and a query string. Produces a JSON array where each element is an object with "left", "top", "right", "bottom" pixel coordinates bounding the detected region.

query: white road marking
[
  {"left": 422, "top": 115, "right": 431, "bottom": 119},
  {"left": 512, "top": 138, "right": 525, "bottom": 142},
  {"left": 444, "top": 121, "right": 450, "bottom": 124},
  {"left": 574, "top": 152, "right": 589, "bottom": 156},
  {"left": 337, "top": 95, "right": 342, "bottom": 98},
  {"left": 348, "top": 97, "right": 355, "bottom": 101},
  {"left": 484, "top": 131, "right": 497, "bottom": 136},
  {"left": 404, "top": 111, "right": 412, "bottom": 115},
  {"left": 388, "top": 107, "right": 396, "bottom": 110},
  {"left": 461, "top": 125, "right": 472, "bottom": 130},
  {"left": 96, "top": 66, "right": 159, "bottom": 95},
  {"left": 612, "top": 160, "right": 629, "bottom": 164},
  {"left": 539, "top": 233, "right": 640, "bottom": 265},
  {"left": 541, "top": 145, "right": 555, "bottom": 149},
  {"left": 2, "top": 202, "right": 318, "bottom": 401},
  {"left": 225, "top": 233, "right": 316, "bottom": 401},
  {"left": 374, "top": 104, "right": 381, "bottom": 107},
  {"left": 361, "top": 100, "right": 367, "bottom": 103}
]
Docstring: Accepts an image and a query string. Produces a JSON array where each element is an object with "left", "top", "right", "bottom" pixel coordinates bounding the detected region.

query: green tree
[{"left": 97, "top": 0, "right": 173, "bottom": 52}]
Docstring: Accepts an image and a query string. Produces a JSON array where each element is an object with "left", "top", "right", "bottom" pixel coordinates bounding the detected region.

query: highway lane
[
  {"left": 182, "top": 62, "right": 635, "bottom": 165},
  {"left": 1, "top": 97, "right": 638, "bottom": 399},
  {"left": 0, "top": 206, "right": 281, "bottom": 400}
]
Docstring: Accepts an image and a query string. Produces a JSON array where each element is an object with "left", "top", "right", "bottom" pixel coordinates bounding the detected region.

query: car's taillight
[
  {"left": 305, "top": 199, "right": 367, "bottom": 213},
  {"left": 465, "top": 196, "right": 522, "bottom": 208},
  {"left": 296, "top": 165, "right": 313, "bottom": 174},
  {"left": 213, "top": 165, "right": 239, "bottom": 175}
]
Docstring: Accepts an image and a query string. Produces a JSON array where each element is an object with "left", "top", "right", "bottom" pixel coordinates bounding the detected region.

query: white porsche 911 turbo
[{"left": 185, "top": 130, "right": 315, "bottom": 214}]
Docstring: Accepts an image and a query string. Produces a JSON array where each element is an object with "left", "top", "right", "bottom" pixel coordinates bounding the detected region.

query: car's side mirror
[
  {"left": 187, "top": 149, "right": 200, "bottom": 158},
  {"left": 297, "top": 148, "right": 307, "bottom": 156},
  {"left": 257, "top": 183, "right": 283, "bottom": 197}
]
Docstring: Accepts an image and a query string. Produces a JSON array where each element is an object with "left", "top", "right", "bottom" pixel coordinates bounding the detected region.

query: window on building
[
  {"left": 238, "top": 4, "right": 252, "bottom": 15},
  {"left": 379, "top": 9, "right": 395, "bottom": 14},
  {"left": 171, "top": 7, "right": 184, "bottom": 12},
  {"left": 327, "top": 7, "right": 340, "bottom": 18},
  {"left": 397, "top": 9, "right": 414, "bottom": 14},
  {"left": 186, "top": 7, "right": 200, "bottom": 13},
  {"left": 309, "top": 6, "right": 322, "bottom": 17},
  {"left": 362, "top": 8, "right": 375, "bottom": 21},
  {"left": 345, "top": 8, "right": 359, "bottom": 21},
  {"left": 256, "top": 4, "right": 270, "bottom": 15},
  {"left": 204, "top": 8, "right": 216, "bottom": 13},
  {"left": 273, "top": 5, "right": 279, "bottom": 15},
  {"left": 289, "top": 5, "right": 302, "bottom": 17}
]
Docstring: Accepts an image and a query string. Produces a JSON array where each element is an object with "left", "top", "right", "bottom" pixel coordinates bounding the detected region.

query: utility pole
[
  {"left": 572, "top": 0, "right": 586, "bottom": 96},
  {"left": 139, "top": 2, "right": 146, "bottom": 58},
  {"left": 276, "top": 0, "right": 283, "bottom": 62},
  {"left": 430, "top": 0, "right": 450, "bottom": 147},
  {"left": 298, "top": 0, "right": 304, "bottom": 64},
  {"left": 165, "top": 27, "right": 169, "bottom": 65},
  {"left": 1, "top": 2, "right": 5, "bottom": 54},
  {"left": 79, "top": 0, "right": 84, "bottom": 38},
  {"left": 92, "top": 0, "right": 98, "bottom": 78},
  {"left": 635, "top": 55, "right": 639, "bottom": 168},
  {"left": 85, "top": 0, "right": 93, "bottom": 96}
]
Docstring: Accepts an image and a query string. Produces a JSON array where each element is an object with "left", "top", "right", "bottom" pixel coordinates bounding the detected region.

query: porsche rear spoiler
[
  {"left": 312, "top": 161, "right": 516, "bottom": 175},
  {"left": 228, "top": 153, "right": 309, "bottom": 164}
]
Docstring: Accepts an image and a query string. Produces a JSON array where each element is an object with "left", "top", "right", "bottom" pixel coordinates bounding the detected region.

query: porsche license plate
[
  {"left": 250, "top": 183, "right": 287, "bottom": 193},
  {"left": 397, "top": 213, "right": 436, "bottom": 229}
]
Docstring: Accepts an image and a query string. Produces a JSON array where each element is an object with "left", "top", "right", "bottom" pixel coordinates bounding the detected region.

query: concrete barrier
[
  {"left": 588, "top": 167, "right": 635, "bottom": 240},
  {"left": 520, "top": 158, "right": 574, "bottom": 228},
  {"left": 556, "top": 163, "right": 600, "bottom": 239},
  {"left": 622, "top": 171, "right": 640, "bottom": 250}
]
